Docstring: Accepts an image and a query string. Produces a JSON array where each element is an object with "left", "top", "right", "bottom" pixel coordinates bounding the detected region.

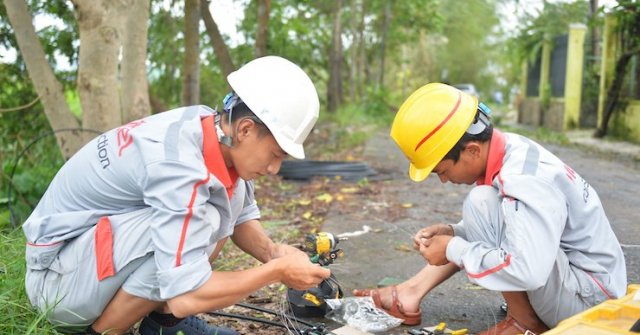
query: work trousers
[
  {"left": 459, "top": 186, "right": 608, "bottom": 328},
  {"left": 25, "top": 207, "right": 217, "bottom": 330}
]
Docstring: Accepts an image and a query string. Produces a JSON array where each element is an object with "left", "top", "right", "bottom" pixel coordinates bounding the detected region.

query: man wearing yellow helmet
[{"left": 354, "top": 83, "right": 627, "bottom": 335}]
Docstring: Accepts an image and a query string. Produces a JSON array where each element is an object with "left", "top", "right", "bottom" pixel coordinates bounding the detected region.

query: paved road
[{"left": 322, "top": 128, "right": 640, "bottom": 335}]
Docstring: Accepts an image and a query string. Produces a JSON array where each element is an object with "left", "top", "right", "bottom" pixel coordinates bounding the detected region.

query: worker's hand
[
  {"left": 269, "top": 243, "right": 305, "bottom": 260},
  {"left": 274, "top": 252, "right": 331, "bottom": 290},
  {"left": 413, "top": 224, "right": 454, "bottom": 250},
  {"left": 418, "top": 235, "right": 453, "bottom": 266}
]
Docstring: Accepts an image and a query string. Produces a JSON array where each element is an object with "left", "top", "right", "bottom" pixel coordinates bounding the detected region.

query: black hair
[
  {"left": 221, "top": 102, "right": 272, "bottom": 137},
  {"left": 443, "top": 109, "right": 493, "bottom": 163}
]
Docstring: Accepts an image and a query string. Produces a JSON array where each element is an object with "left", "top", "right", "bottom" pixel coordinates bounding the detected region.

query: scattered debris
[{"left": 337, "top": 225, "right": 372, "bottom": 238}]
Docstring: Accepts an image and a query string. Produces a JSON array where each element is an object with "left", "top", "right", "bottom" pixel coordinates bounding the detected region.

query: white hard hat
[{"left": 227, "top": 56, "right": 320, "bottom": 159}]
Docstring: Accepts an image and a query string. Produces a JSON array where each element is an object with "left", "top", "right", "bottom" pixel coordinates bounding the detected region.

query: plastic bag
[{"left": 325, "top": 296, "right": 404, "bottom": 332}]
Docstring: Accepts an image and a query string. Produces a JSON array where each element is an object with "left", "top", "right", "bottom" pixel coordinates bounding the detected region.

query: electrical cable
[
  {"left": 207, "top": 311, "right": 288, "bottom": 328},
  {"left": 234, "top": 302, "right": 315, "bottom": 327},
  {"left": 7, "top": 128, "right": 102, "bottom": 229},
  {"left": 277, "top": 160, "right": 379, "bottom": 181}
]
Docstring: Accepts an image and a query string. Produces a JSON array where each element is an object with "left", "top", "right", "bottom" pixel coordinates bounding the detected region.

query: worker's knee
[{"left": 461, "top": 186, "right": 504, "bottom": 244}]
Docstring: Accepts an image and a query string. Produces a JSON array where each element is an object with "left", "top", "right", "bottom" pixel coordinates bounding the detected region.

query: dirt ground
[{"left": 180, "top": 124, "right": 640, "bottom": 335}]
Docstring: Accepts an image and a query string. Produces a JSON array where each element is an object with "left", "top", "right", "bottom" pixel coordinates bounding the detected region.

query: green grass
[
  {"left": 498, "top": 124, "right": 570, "bottom": 145},
  {"left": 0, "top": 229, "right": 66, "bottom": 334},
  {"left": 318, "top": 102, "right": 395, "bottom": 150}
]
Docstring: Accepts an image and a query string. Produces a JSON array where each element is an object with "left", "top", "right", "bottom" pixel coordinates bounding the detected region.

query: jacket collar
[
  {"left": 477, "top": 129, "right": 505, "bottom": 186},
  {"left": 201, "top": 116, "right": 238, "bottom": 199}
]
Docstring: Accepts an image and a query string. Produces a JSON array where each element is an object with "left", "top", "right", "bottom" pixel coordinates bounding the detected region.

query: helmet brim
[
  {"left": 409, "top": 161, "right": 436, "bottom": 182},
  {"left": 272, "top": 132, "right": 305, "bottom": 159}
]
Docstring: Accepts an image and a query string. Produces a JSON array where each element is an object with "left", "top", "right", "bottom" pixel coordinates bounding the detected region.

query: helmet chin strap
[{"left": 216, "top": 92, "right": 240, "bottom": 148}]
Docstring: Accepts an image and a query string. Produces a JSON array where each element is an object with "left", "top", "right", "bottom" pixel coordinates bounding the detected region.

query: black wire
[
  {"left": 7, "top": 128, "right": 102, "bottom": 229},
  {"left": 235, "top": 302, "right": 315, "bottom": 327},
  {"left": 207, "top": 311, "right": 288, "bottom": 328}
]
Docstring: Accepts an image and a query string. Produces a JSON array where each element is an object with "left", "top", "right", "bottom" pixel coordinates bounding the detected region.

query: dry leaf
[
  {"left": 316, "top": 193, "right": 334, "bottom": 203},
  {"left": 298, "top": 199, "right": 312, "bottom": 206},
  {"left": 394, "top": 245, "right": 413, "bottom": 252},
  {"left": 340, "top": 187, "right": 359, "bottom": 193}
]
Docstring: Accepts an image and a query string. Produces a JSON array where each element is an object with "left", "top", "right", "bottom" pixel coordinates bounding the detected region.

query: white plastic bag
[{"left": 325, "top": 296, "right": 404, "bottom": 332}]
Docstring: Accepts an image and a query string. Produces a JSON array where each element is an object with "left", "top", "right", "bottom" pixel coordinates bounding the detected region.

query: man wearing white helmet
[{"left": 22, "top": 56, "right": 329, "bottom": 335}]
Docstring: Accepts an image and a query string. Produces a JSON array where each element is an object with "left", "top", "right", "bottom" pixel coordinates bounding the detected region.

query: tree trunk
[
  {"left": 589, "top": 0, "right": 600, "bottom": 57},
  {"left": 595, "top": 53, "right": 633, "bottom": 138},
  {"left": 358, "top": 0, "right": 367, "bottom": 98},
  {"left": 121, "top": 0, "right": 151, "bottom": 122},
  {"left": 377, "top": 0, "right": 393, "bottom": 91},
  {"left": 349, "top": 0, "right": 358, "bottom": 102},
  {"left": 201, "top": 0, "right": 236, "bottom": 78},
  {"left": 328, "top": 0, "right": 344, "bottom": 112},
  {"left": 181, "top": 0, "right": 201, "bottom": 106},
  {"left": 255, "top": 0, "right": 270, "bottom": 58},
  {"left": 4, "top": 0, "right": 83, "bottom": 159},
  {"left": 72, "top": 0, "right": 125, "bottom": 140}
]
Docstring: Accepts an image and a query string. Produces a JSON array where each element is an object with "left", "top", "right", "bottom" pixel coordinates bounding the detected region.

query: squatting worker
[
  {"left": 23, "top": 56, "right": 330, "bottom": 335},
  {"left": 353, "top": 83, "right": 627, "bottom": 335}
]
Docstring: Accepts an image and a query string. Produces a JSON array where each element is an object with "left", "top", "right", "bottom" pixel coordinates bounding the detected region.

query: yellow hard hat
[{"left": 390, "top": 83, "right": 478, "bottom": 182}]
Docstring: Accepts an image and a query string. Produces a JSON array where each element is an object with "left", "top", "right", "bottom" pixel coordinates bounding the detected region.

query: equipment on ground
[
  {"left": 288, "top": 232, "right": 346, "bottom": 318},
  {"left": 305, "top": 232, "right": 346, "bottom": 266},
  {"left": 407, "top": 322, "right": 468, "bottom": 335}
]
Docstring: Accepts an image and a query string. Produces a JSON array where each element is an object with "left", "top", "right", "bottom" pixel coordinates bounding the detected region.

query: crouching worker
[
  {"left": 353, "top": 83, "right": 627, "bottom": 335},
  {"left": 23, "top": 56, "right": 330, "bottom": 335}
]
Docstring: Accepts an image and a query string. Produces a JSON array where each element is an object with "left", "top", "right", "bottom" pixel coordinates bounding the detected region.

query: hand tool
[
  {"left": 305, "top": 232, "right": 347, "bottom": 266},
  {"left": 288, "top": 232, "right": 346, "bottom": 317}
]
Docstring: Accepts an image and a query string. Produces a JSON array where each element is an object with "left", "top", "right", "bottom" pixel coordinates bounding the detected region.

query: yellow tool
[
  {"left": 305, "top": 232, "right": 346, "bottom": 266},
  {"left": 418, "top": 322, "right": 467, "bottom": 335}
]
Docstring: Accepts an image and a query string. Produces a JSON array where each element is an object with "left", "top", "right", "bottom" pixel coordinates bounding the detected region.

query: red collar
[
  {"left": 201, "top": 116, "right": 238, "bottom": 199},
  {"left": 477, "top": 130, "right": 505, "bottom": 186}
]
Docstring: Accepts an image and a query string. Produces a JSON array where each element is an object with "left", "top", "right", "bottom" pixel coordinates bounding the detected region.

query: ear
[
  {"left": 464, "top": 142, "right": 482, "bottom": 159},
  {"left": 236, "top": 118, "right": 256, "bottom": 142}
]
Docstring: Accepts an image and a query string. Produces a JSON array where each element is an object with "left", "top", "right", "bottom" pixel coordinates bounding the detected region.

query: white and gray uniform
[
  {"left": 446, "top": 131, "right": 627, "bottom": 328},
  {"left": 23, "top": 105, "right": 260, "bottom": 327}
]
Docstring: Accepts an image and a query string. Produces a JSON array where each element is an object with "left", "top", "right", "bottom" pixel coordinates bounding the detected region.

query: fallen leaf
[
  {"left": 302, "top": 211, "right": 312, "bottom": 219},
  {"left": 401, "top": 203, "right": 413, "bottom": 208},
  {"left": 316, "top": 193, "right": 334, "bottom": 203},
  {"left": 334, "top": 175, "right": 343, "bottom": 180},
  {"left": 298, "top": 199, "right": 312, "bottom": 206},
  {"left": 340, "top": 187, "right": 359, "bottom": 193},
  {"left": 394, "top": 245, "right": 413, "bottom": 252},
  {"left": 336, "top": 194, "right": 345, "bottom": 201}
]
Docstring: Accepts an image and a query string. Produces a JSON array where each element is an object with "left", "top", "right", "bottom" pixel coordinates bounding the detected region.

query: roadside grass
[
  {"left": 0, "top": 228, "right": 64, "bottom": 334},
  {"left": 497, "top": 124, "right": 570, "bottom": 145},
  {"left": 316, "top": 103, "right": 395, "bottom": 156}
]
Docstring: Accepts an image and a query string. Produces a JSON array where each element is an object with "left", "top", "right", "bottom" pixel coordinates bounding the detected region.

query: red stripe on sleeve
[
  {"left": 587, "top": 272, "right": 614, "bottom": 299},
  {"left": 466, "top": 253, "right": 512, "bottom": 279},
  {"left": 176, "top": 174, "right": 211, "bottom": 266}
]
